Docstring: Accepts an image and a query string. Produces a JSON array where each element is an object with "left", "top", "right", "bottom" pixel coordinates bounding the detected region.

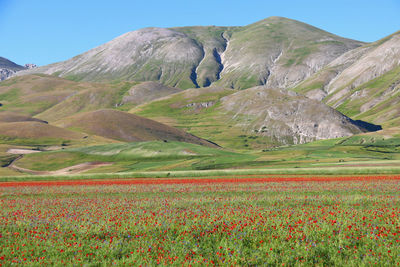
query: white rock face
[
  {"left": 0, "top": 57, "right": 27, "bottom": 81},
  {"left": 0, "top": 68, "right": 17, "bottom": 81},
  {"left": 220, "top": 86, "right": 364, "bottom": 144}
]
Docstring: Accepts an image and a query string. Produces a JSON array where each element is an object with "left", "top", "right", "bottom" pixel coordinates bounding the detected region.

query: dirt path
[
  {"left": 8, "top": 161, "right": 112, "bottom": 175},
  {"left": 6, "top": 148, "right": 112, "bottom": 175},
  {"left": 7, "top": 149, "right": 42, "bottom": 154}
]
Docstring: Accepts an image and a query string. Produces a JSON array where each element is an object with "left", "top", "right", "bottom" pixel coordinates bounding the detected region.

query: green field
[
  {"left": 1, "top": 128, "right": 400, "bottom": 181},
  {"left": 1, "top": 179, "right": 399, "bottom": 265}
]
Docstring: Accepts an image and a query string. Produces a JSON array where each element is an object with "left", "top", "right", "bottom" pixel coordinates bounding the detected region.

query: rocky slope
[
  {"left": 294, "top": 31, "right": 400, "bottom": 127},
  {"left": 132, "top": 85, "right": 370, "bottom": 148},
  {"left": 19, "top": 17, "right": 363, "bottom": 89},
  {"left": 219, "top": 86, "right": 369, "bottom": 144},
  {"left": 0, "top": 57, "right": 27, "bottom": 81}
]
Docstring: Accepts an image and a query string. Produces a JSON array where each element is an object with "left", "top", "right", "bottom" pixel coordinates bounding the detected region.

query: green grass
[
  {"left": 284, "top": 46, "right": 315, "bottom": 67},
  {"left": 0, "top": 87, "right": 20, "bottom": 101},
  {"left": 1, "top": 180, "right": 400, "bottom": 265},
  {"left": 13, "top": 141, "right": 256, "bottom": 173},
  {"left": 1, "top": 131, "right": 400, "bottom": 180},
  {"left": 0, "top": 154, "right": 18, "bottom": 167},
  {"left": 0, "top": 135, "right": 72, "bottom": 147},
  {"left": 329, "top": 66, "right": 400, "bottom": 127}
]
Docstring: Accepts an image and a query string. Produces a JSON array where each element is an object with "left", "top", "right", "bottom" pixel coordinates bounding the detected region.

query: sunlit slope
[
  {"left": 294, "top": 31, "right": 400, "bottom": 128},
  {"left": 56, "top": 109, "right": 218, "bottom": 147},
  {"left": 19, "top": 17, "right": 362, "bottom": 90},
  {"left": 132, "top": 86, "right": 367, "bottom": 149}
]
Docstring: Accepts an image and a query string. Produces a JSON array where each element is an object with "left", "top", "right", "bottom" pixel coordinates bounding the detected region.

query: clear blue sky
[{"left": 1, "top": 0, "right": 399, "bottom": 66}]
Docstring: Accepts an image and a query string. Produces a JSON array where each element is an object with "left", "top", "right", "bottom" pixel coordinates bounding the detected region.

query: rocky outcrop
[
  {"left": 0, "top": 57, "right": 36, "bottom": 81},
  {"left": 0, "top": 68, "right": 18, "bottom": 81},
  {"left": 220, "top": 86, "right": 367, "bottom": 144},
  {"left": 24, "top": 63, "right": 37, "bottom": 69}
]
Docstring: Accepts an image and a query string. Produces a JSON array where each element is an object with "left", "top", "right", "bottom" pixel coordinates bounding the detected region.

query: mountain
[
  {"left": 55, "top": 109, "right": 218, "bottom": 147},
  {"left": 132, "top": 85, "right": 369, "bottom": 148},
  {"left": 0, "top": 57, "right": 26, "bottom": 81},
  {"left": 2, "top": 17, "right": 392, "bottom": 151},
  {"left": 294, "top": 31, "right": 400, "bottom": 128},
  {"left": 19, "top": 17, "right": 363, "bottom": 89}
]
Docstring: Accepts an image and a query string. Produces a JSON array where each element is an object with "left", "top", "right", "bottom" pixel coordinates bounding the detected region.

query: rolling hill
[
  {"left": 0, "top": 74, "right": 182, "bottom": 122},
  {"left": 0, "top": 111, "right": 47, "bottom": 123},
  {"left": 55, "top": 109, "right": 218, "bottom": 147},
  {"left": 0, "top": 121, "right": 85, "bottom": 146}
]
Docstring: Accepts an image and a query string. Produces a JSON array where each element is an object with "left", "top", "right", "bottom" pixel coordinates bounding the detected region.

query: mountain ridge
[
  {"left": 18, "top": 16, "right": 364, "bottom": 90},
  {"left": 294, "top": 30, "right": 400, "bottom": 128}
]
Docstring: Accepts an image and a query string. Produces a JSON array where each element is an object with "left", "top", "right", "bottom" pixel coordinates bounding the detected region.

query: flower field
[{"left": 1, "top": 176, "right": 400, "bottom": 265}]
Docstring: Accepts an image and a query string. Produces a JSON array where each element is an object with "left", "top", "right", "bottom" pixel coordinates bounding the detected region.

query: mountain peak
[{"left": 17, "top": 17, "right": 363, "bottom": 89}]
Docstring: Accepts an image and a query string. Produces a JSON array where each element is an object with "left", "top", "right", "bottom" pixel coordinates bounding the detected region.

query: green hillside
[{"left": 14, "top": 141, "right": 255, "bottom": 173}]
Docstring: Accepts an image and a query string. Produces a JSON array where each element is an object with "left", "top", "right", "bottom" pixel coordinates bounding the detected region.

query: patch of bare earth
[{"left": 9, "top": 161, "right": 112, "bottom": 175}]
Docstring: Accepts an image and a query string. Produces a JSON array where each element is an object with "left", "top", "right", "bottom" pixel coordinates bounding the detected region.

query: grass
[
  {"left": 1, "top": 180, "right": 400, "bottom": 265},
  {"left": 1, "top": 130, "right": 400, "bottom": 181},
  {"left": 0, "top": 135, "right": 72, "bottom": 147},
  {"left": 284, "top": 46, "right": 316, "bottom": 67},
  {"left": 12, "top": 141, "right": 255, "bottom": 173},
  {"left": 333, "top": 66, "right": 400, "bottom": 122},
  {"left": 1, "top": 125, "right": 399, "bottom": 179}
]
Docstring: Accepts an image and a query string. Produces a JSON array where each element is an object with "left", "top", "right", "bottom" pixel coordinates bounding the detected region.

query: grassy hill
[
  {"left": 55, "top": 109, "right": 218, "bottom": 147},
  {"left": 0, "top": 74, "right": 182, "bottom": 122},
  {"left": 0, "top": 121, "right": 85, "bottom": 146},
  {"left": 5, "top": 129, "right": 400, "bottom": 177},
  {"left": 0, "top": 111, "right": 47, "bottom": 123},
  {"left": 14, "top": 141, "right": 255, "bottom": 173},
  {"left": 0, "top": 74, "right": 103, "bottom": 116}
]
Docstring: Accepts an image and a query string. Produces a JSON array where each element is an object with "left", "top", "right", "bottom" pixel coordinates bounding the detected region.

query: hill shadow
[{"left": 351, "top": 120, "right": 382, "bottom": 132}]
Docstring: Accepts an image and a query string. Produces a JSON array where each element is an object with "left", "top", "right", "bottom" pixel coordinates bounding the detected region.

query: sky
[{"left": 1, "top": 0, "right": 399, "bottom": 66}]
